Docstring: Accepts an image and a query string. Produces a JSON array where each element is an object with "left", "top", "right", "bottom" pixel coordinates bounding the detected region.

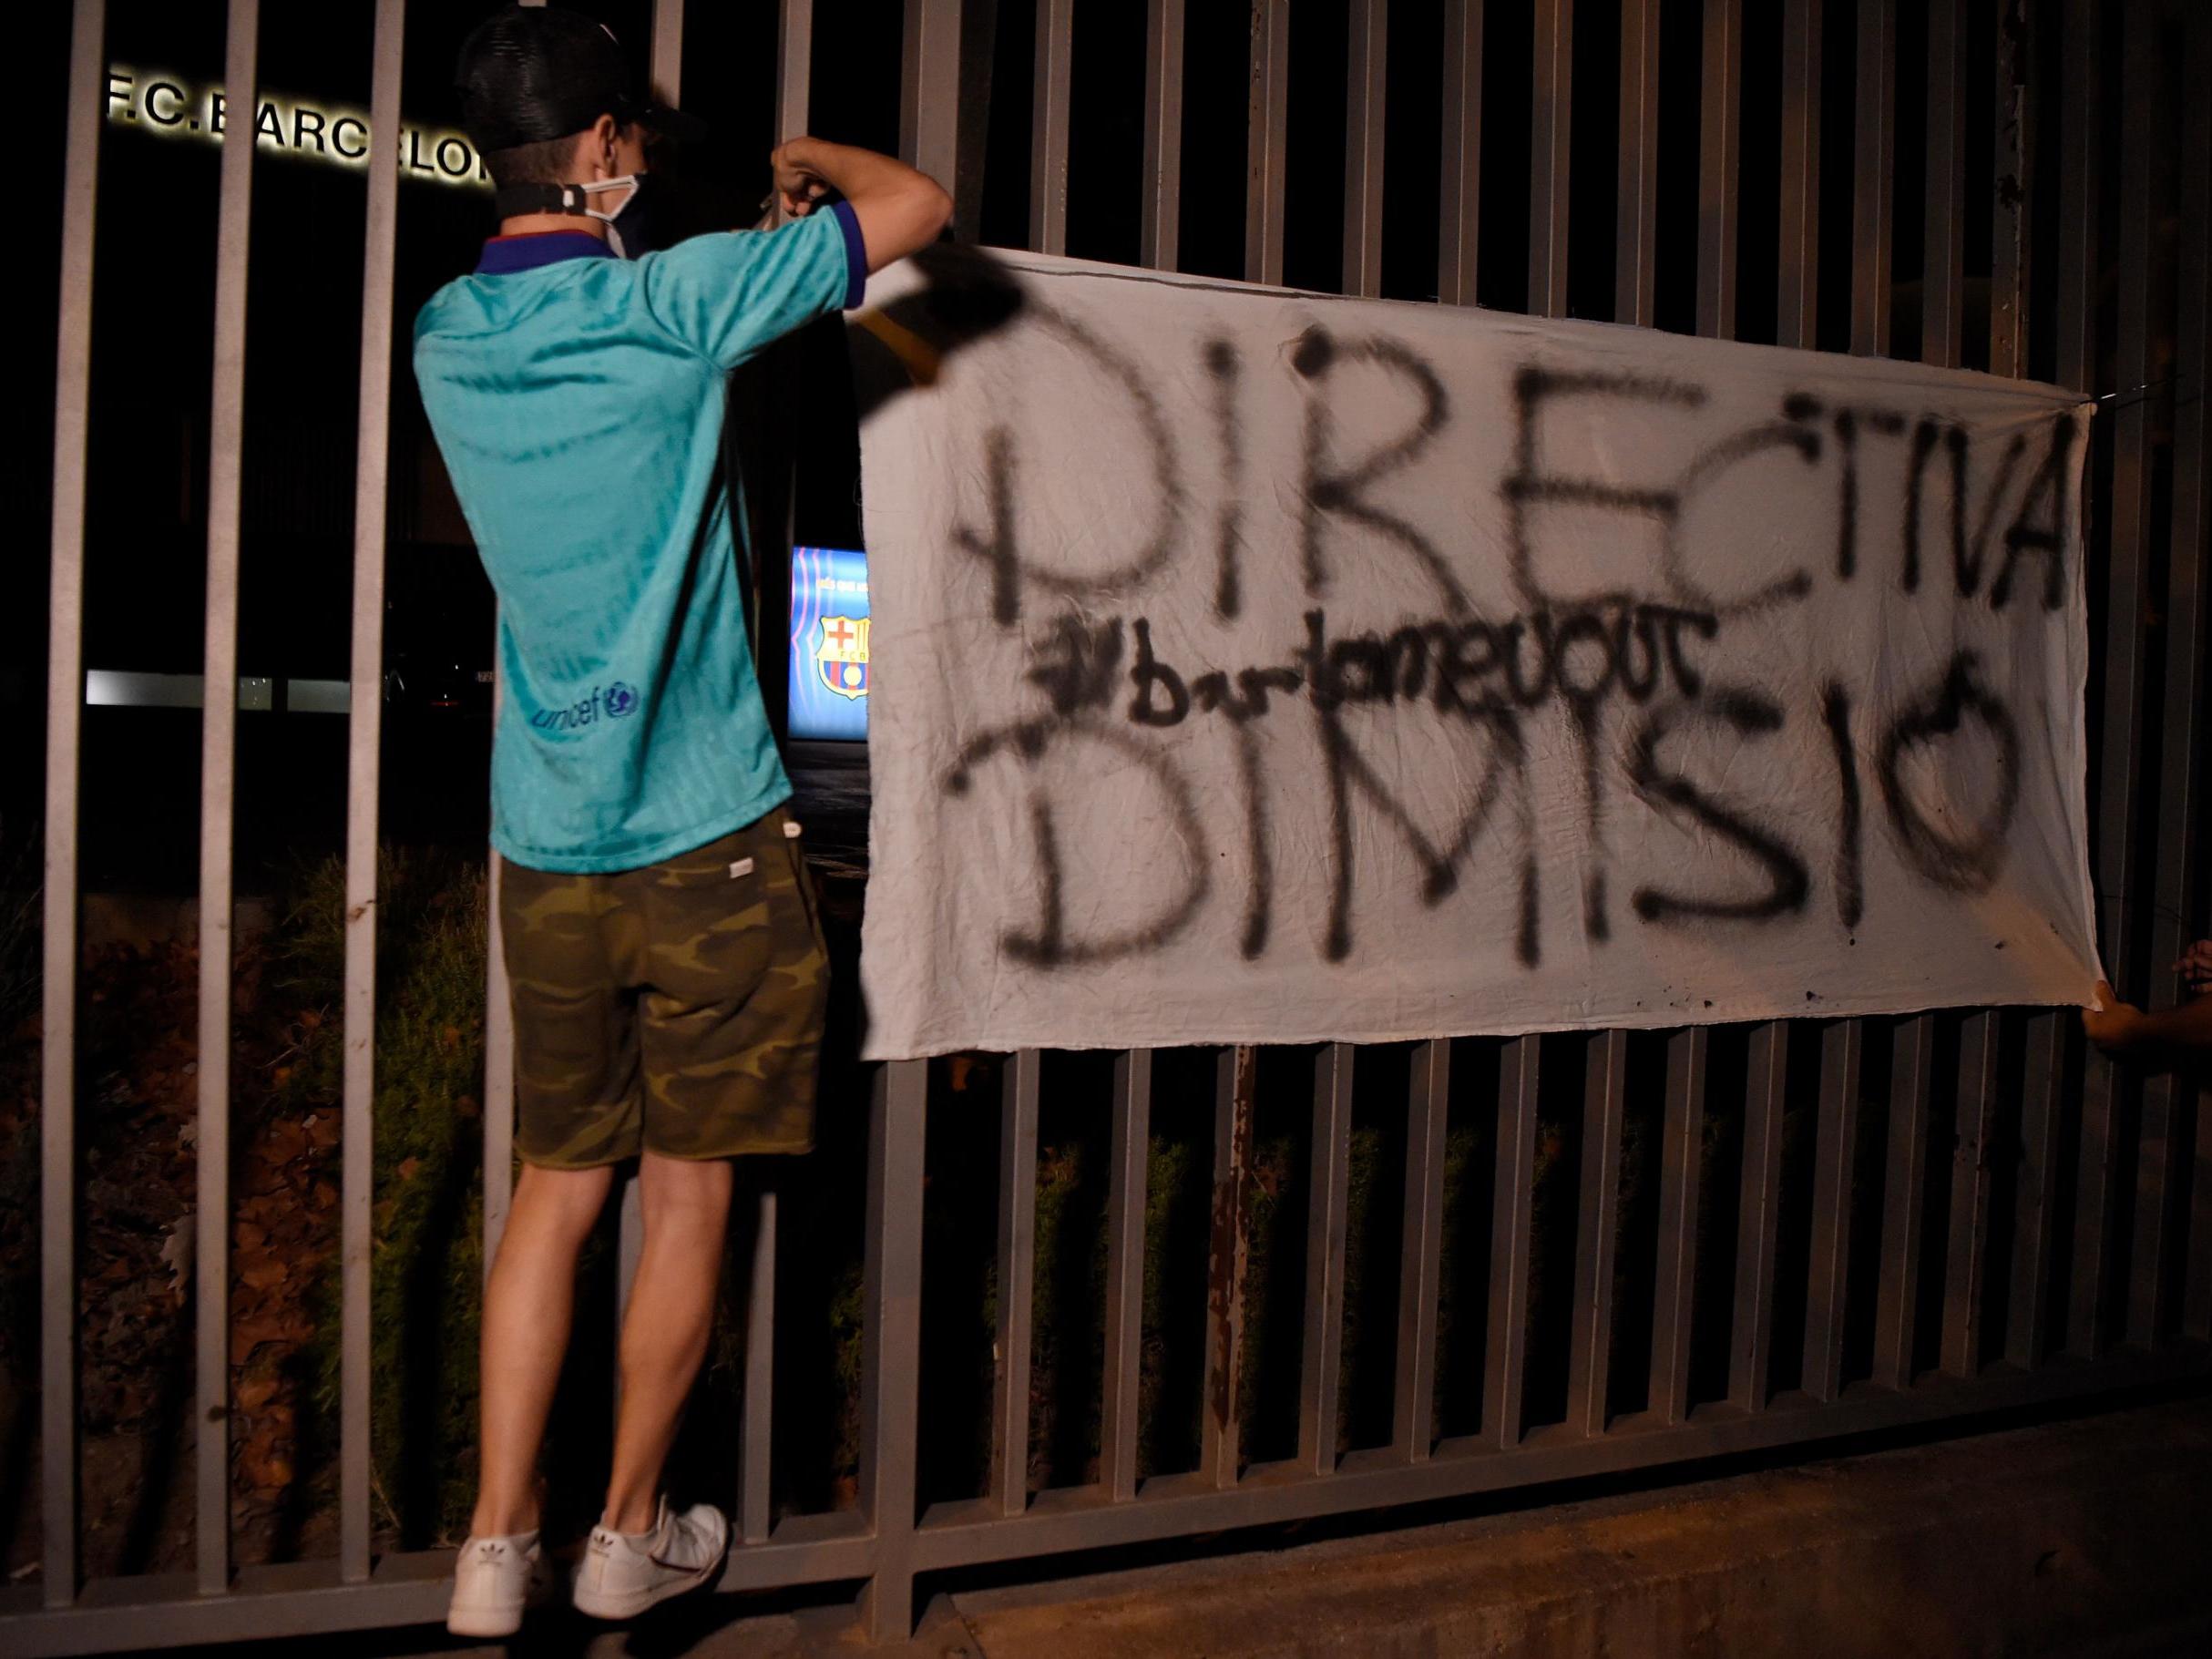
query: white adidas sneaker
[
  {"left": 446, "top": 1529, "right": 555, "bottom": 1638},
  {"left": 570, "top": 1498, "right": 730, "bottom": 1622}
]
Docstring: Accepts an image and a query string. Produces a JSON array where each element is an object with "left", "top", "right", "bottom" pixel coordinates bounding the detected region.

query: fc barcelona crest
[{"left": 815, "top": 615, "right": 871, "bottom": 701}]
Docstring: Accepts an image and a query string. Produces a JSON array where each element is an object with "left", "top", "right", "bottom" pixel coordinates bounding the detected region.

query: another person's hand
[
  {"left": 2177, "top": 939, "right": 2212, "bottom": 995},
  {"left": 2082, "top": 981, "right": 2145, "bottom": 1055}
]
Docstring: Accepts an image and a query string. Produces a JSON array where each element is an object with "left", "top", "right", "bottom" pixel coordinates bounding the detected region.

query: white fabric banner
[{"left": 850, "top": 251, "right": 2101, "bottom": 1060}]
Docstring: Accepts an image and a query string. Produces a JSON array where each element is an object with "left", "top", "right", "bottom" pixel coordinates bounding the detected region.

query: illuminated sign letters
[{"left": 105, "top": 66, "right": 491, "bottom": 189}]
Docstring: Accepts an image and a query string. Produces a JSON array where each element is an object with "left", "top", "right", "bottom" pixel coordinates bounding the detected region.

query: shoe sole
[
  {"left": 447, "top": 1567, "right": 552, "bottom": 1638},
  {"left": 571, "top": 1547, "right": 728, "bottom": 1622},
  {"left": 446, "top": 1604, "right": 525, "bottom": 1639}
]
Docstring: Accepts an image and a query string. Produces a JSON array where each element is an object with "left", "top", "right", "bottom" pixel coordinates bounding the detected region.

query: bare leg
[
  {"left": 601, "top": 1152, "right": 735, "bottom": 1532},
  {"left": 471, "top": 1161, "right": 615, "bottom": 1538}
]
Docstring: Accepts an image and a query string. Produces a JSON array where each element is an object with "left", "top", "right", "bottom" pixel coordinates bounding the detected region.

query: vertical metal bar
[
  {"left": 497, "top": 0, "right": 554, "bottom": 1194},
  {"left": 739, "top": 1184, "right": 776, "bottom": 1543},
  {"left": 1482, "top": 1039, "right": 1540, "bottom": 1449},
  {"left": 1648, "top": 1029, "right": 1706, "bottom": 1427},
  {"left": 2054, "top": 0, "right": 2109, "bottom": 1361},
  {"left": 1850, "top": 0, "right": 1895, "bottom": 355},
  {"left": 1201, "top": 1046, "right": 1256, "bottom": 1487},
  {"left": 1873, "top": 1016, "right": 1933, "bottom": 1390},
  {"left": 1989, "top": 0, "right": 2031, "bottom": 378},
  {"left": 1802, "top": 1020, "right": 1861, "bottom": 1401},
  {"left": 2052, "top": 0, "right": 2096, "bottom": 395},
  {"left": 1729, "top": 1025, "right": 1785, "bottom": 1413},
  {"left": 1029, "top": 0, "right": 1073, "bottom": 255},
  {"left": 1918, "top": 0, "right": 1987, "bottom": 1382},
  {"left": 1989, "top": 7, "right": 2051, "bottom": 1371},
  {"left": 2007, "top": 1013, "right": 2064, "bottom": 1368},
  {"left": 989, "top": 1050, "right": 1040, "bottom": 1515},
  {"left": 1874, "top": 0, "right": 1949, "bottom": 1398},
  {"left": 483, "top": 19, "right": 536, "bottom": 1306},
  {"left": 1616, "top": 0, "right": 1660, "bottom": 327},
  {"left": 1941, "top": 1013, "right": 1999, "bottom": 1377},
  {"left": 900, "top": 0, "right": 962, "bottom": 185},
  {"left": 487, "top": 9, "right": 538, "bottom": 1288},
  {"left": 1343, "top": 0, "right": 1388, "bottom": 297},
  {"left": 1776, "top": 0, "right": 1821, "bottom": 349},
  {"left": 339, "top": 0, "right": 405, "bottom": 1588},
  {"left": 1827, "top": 1, "right": 1892, "bottom": 1425},
  {"left": 1245, "top": 0, "right": 1290, "bottom": 287},
  {"left": 2081, "top": 0, "right": 2156, "bottom": 1359},
  {"left": 1101, "top": 1050, "right": 1152, "bottom": 1500},
  {"left": 777, "top": 0, "right": 814, "bottom": 139},
  {"left": 1439, "top": 0, "right": 1483, "bottom": 306},
  {"left": 2176, "top": 12, "right": 2212, "bottom": 1349},
  {"left": 1696, "top": 0, "right": 1742, "bottom": 339},
  {"left": 483, "top": 858, "right": 515, "bottom": 1283},
  {"left": 1140, "top": 0, "right": 1185, "bottom": 271},
  {"left": 1393, "top": 1039, "right": 1449, "bottom": 1461},
  {"left": 1921, "top": 0, "right": 1965, "bottom": 368},
  {"left": 1529, "top": 0, "right": 1573, "bottom": 317},
  {"left": 650, "top": 0, "right": 683, "bottom": 101},
  {"left": 40, "top": 0, "right": 105, "bottom": 1611},
  {"left": 2141, "top": 4, "right": 2209, "bottom": 1351},
  {"left": 857, "top": 1060, "right": 926, "bottom": 1642},
  {"left": 1566, "top": 1032, "right": 1625, "bottom": 1438},
  {"left": 2065, "top": 622, "right": 2123, "bottom": 1306},
  {"left": 1696, "top": 0, "right": 1770, "bottom": 1419},
  {"left": 1298, "top": 1044, "right": 1355, "bottom": 1475},
  {"left": 196, "top": 0, "right": 260, "bottom": 1598}
]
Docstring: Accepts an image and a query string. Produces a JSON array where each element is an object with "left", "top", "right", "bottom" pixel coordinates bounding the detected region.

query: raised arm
[
  {"left": 770, "top": 138, "right": 952, "bottom": 273},
  {"left": 2084, "top": 979, "right": 2212, "bottom": 1071}
]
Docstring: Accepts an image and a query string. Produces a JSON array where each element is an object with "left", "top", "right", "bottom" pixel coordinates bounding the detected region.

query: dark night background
[{"left": 6, "top": 0, "right": 2135, "bottom": 897}]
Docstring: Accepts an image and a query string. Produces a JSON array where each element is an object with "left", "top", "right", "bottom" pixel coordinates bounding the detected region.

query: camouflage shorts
[{"left": 497, "top": 806, "right": 828, "bottom": 1168}]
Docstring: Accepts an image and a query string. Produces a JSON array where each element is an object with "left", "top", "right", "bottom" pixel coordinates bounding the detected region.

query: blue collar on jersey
[{"left": 475, "top": 230, "right": 616, "bottom": 275}]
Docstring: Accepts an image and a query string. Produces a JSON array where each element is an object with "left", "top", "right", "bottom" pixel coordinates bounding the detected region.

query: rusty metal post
[
  {"left": 1202, "top": 1046, "right": 1256, "bottom": 1487},
  {"left": 1101, "top": 1050, "right": 1153, "bottom": 1500},
  {"left": 1567, "top": 1033, "right": 1626, "bottom": 1436}
]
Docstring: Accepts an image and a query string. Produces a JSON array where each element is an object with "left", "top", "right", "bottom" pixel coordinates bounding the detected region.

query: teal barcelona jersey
[{"left": 414, "top": 205, "right": 865, "bottom": 873}]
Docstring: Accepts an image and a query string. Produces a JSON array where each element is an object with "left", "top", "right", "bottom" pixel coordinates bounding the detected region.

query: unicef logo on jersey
[{"left": 529, "top": 681, "right": 645, "bottom": 733}]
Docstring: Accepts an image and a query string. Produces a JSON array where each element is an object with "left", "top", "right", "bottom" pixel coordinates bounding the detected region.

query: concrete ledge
[
  {"left": 355, "top": 1392, "right": 2212, "bottom": 1657},
  {"left": 925, "top": 1393, "right": 2211, "bottom": 1659}
]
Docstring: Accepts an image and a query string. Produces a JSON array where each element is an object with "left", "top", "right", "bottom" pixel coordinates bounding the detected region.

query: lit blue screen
[{"left": 788, "top": 547, "right": 870, "bottom": 741}]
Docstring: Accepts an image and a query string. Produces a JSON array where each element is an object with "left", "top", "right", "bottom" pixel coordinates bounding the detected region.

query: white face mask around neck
[
  {"left": 569, "top": 174, "right": 643, "bottom": 257},
  {"left": 490, "top": 174, "right": 647, "bottom": 258}
]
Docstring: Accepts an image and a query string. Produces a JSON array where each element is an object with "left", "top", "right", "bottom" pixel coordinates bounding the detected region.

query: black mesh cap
[{"left": 456, "top": 5, "right": 701, "bottom": 156}]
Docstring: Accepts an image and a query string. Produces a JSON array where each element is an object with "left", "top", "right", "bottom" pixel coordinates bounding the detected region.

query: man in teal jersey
[{"left": 415, "top": 6, "right": 947, "bottom": 1638}]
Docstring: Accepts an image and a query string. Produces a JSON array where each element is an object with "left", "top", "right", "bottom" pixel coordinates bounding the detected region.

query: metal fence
[{"left": 11, "top": 0, "right": 2209, "bottom": 1651}]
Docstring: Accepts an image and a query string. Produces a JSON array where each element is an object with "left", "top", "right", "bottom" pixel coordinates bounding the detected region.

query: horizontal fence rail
[{"left": 11, "top": 0, "right": 2209, "bottom": 1652}]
